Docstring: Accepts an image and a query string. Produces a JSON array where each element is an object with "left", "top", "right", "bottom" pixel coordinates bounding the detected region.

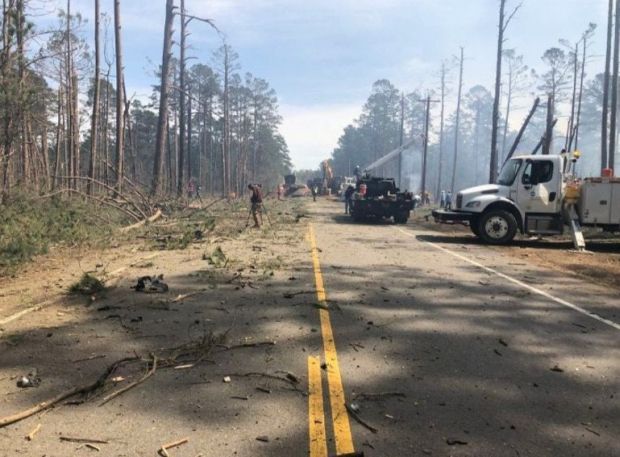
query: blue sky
[{"left": 34, "top": 0, "right": 608, "bottom": 169}]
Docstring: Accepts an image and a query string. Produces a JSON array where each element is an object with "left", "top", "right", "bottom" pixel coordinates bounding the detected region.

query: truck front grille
[{"left": 456, "top": 193, "right": 463, "bottom": 209}]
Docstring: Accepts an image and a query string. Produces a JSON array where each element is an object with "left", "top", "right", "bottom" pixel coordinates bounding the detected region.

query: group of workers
[
  {"left": 247, "top": 173, "right": 455, "bottom": 229},
  {"left": 439, "top": 190, "right": 453, "bottom": 209}
]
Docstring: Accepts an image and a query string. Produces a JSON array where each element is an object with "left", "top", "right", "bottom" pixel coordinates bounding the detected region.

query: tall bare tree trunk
[
  {"left": 53, "top": 85, "right": 63, "bottom": 190},
  {"left": 566, "top": 43, "right": 579, "bottom": 150},
  {"left": 41, "top": 115, "right": 50, "bottom": 191},
  {"left": 187, "top": 94, "right": 192, "bottom": 182},
  {"left": 87, "top": 0, "right": 100, "bottom": 195},
  {"left": 602, "top": 0, "right": 614, "bottom": 171},
  {"left": 71, "top": 72, "right": 79, "bottom": 184},
  {"left": 543, "top": 94, "right": 554, "bottom": 155},
  {"left": 151, "top": 0, "right": 174, "bottom": 195},
  {"left": 574, "top": 34, "right": 588, "bottom": 151},
  {"left": 177, "top": 0, "right": 186, "bottom": 197},
  {"left": 450, "top": 47, "right": 464, "bottom": 194},
  {"left": 490, "top": 0, "right": 506, "bottom": 184},
  {"left": 65, "top": 0, "right": 74, "bottom": 188},
  {"left": 113, "top": 0, "right": 124, "bottom": 193},
  {"left": 223, "top": 45, "right": 231, "bottom": 197},
  {"left": 103, "top": 69, "right": 110, "bottom": 186},
  {"left": 16, "top": 0, "right": 27, "bottom": 185}
]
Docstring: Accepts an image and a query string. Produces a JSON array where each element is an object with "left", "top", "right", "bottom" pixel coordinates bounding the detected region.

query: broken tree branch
[
  {"left": 158, "top": 437, "right": 189, "bottom": 457},
  {"left": 217, "top": 341, "right": 276, "bottom": 351},
  {"left": 0, "top": 357, "right": 138, "bottom": 428},
  {"left": 99, "top": 355, "right": 158, "bottom": 406},
  {"left": 59, "top": 436, "right": 109, "bottom": 444},
  {"left": 345, "top": 403, "right": 378, "bottom": 433},
  {"left": 119, "top": 208, "right": 163, "bottom": 233},
  {"left": 353, "top": 392, "right": 407, "bottom": 401}
]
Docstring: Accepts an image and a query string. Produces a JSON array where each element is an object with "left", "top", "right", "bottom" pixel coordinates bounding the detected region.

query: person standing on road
[
  {"left": 311, "top": 185, "right": 318, "bottom": 202},
  {"left": 344, "top": 185, "right": 355, "bottom": 214},
  {"left": 248, "top": 184, "right": 263, "bottom": 228},
  {"left": 187, "top": 178, "right": 196, "bottom": 200}
]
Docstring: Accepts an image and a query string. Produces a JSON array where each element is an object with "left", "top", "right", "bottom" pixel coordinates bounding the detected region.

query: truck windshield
[{"left": 497, "top": 159, "right": 522, "bottom": 186}]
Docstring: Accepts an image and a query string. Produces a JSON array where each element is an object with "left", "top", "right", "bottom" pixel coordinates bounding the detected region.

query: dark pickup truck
[{"left": 350, "top": 177, "right": 414, "bottom": 224}]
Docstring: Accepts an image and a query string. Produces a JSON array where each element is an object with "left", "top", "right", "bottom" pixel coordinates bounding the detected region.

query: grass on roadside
[{"left": 68, "top": 273, "right": 106, "bottom": 295}]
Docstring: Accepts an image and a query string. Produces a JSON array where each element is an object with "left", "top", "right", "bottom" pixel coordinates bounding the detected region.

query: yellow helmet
[{"left": 573, "top": 150, "right": 582, "bottom": 159}]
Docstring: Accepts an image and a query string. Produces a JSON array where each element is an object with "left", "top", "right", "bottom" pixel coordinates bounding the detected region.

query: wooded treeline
[
  {"left": 0, "top": 0, "right": 291, "bottom": 206},
  {"left": 331, "top": 1, "right": 618, "bottom": 197}
]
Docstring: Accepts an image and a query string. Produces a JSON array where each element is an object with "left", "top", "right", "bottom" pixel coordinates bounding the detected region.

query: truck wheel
[
  {"left": 394, "top": 212, "right": 409, "bottom": 224},
  {"left": 478, "top": 210, "right": 517, "bottom": 245}
]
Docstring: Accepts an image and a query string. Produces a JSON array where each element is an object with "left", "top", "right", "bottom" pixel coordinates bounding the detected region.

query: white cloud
[{"left": 279, "top": 103, "right": 361, "bottom": 170}]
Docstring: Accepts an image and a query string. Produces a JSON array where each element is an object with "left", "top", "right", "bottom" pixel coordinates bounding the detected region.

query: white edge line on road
[
  {"left": 0, "top": 301, "right": 53, "bottom": 326},
  {"left": 395, "top": 227, "right": 620, "bottom": 332}
]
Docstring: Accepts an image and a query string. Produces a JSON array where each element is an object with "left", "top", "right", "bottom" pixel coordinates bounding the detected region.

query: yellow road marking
[
  {"left": 309, "top": 224, "right": 355, "bottom": 455},
  {"left": 308, "top": 356, "right": 328, "bottom": 457}
]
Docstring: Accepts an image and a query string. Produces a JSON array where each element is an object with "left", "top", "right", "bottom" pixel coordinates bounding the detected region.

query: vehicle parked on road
[
  {"left": 432, "top": 152, "right": 620, "bottom": 248},
  {"left": 350, "top": 176, "right": 414, "bottom": 224}
]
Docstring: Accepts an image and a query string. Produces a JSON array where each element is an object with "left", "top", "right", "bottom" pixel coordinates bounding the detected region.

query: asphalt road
[{"left": 0, "top": 198, "right": 618, "bottom": 457}]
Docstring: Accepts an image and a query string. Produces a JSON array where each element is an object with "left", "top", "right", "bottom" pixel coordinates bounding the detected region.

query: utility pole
[
  {"left": 421, "top": 96, "right": 430, "bottom": 198},
  {"left": 398, "top": 92, "right": 405, "bottom": 188},
  {"left": 420, "top": 95, "right": 439, "bottom": 199},
  {"left": 602, "top": 0, "right": 613, "bottom": 171},
  {"left": 436, "top": 61, "right": 446, "bottom": 201},
  {"left": 610, "top": 0, "right": 620, "bottom": 173},
  {"left": 451, "top": 47, "right": 464, "bottom": 195}
]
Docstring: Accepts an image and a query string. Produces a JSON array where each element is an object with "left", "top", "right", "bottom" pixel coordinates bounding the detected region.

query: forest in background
[
  {"left": 329, "top": 1, "right": 619, "bottom": 197},
  {"left": 0, "top": 0, "right": 292, "bottom": 206}
]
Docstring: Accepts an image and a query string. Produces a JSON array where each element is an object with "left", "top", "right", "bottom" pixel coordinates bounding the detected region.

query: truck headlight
[{"left": 465, "top": 201, "right": 481, "bottom": 208}]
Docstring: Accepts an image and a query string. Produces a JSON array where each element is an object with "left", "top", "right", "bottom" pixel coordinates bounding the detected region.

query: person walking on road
[
  {"left": 344, "top": 185, "right": 355, "bottom": 214},
  {"left": 311, "top": 185, "right": 318, "bottom": 202},
  {"left": 248, "top": 184, "right": 263, "bottom": 228}
]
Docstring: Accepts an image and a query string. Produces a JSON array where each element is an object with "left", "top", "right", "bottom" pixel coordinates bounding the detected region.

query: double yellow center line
[{"left": 307, "top": 224, "right": 355, "bottom": 456}]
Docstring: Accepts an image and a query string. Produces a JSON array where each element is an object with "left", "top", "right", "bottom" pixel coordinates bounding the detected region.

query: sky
[{"left": 32, "top": 0, "right": 609, "bottom": 170}]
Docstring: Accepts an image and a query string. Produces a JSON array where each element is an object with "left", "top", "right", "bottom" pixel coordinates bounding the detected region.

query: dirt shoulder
[
  {"left": 0, "top": 197, "right": 315, "bottom": 457},
  {"left": 411, "top": 207, "right": 620, "bottom": 290}
]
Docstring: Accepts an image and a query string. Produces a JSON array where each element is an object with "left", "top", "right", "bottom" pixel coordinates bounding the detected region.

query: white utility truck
[{"left": 432, "top": 152, "right": 620, "bottom": 250}]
